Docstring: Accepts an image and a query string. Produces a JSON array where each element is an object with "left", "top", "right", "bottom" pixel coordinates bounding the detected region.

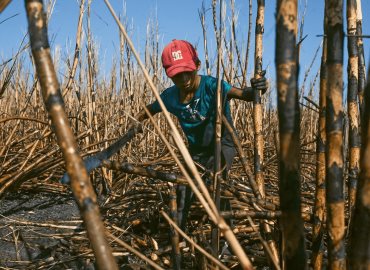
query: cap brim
[{"left": 165, "top": 62, "right": 197, "bottom": 77}]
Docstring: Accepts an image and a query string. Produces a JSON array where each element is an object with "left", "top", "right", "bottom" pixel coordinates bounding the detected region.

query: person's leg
[
  {"left": 176, "top": 153, "right": 204, "bottom": 231},
  {"left": 176, "top": 184, "right": 195, "bottom": 231},
  {"left": 176, "top": 146, "right": 235, "bottom": 231},
  {"left": 220, "top": 145, "right": 236, "bottom": 225},
  {"left": 176, "top": 184, "right": 187, "bottom": 231}
]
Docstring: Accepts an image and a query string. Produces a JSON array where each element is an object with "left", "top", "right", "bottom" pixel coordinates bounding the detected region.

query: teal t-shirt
[{"left": 151, "top": 75, "right": 235, "bottom": 151}]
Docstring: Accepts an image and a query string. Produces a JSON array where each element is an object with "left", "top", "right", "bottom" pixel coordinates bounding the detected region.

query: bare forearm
[{"left": 227, "top": 87, "right": 254, "bottom": 102}]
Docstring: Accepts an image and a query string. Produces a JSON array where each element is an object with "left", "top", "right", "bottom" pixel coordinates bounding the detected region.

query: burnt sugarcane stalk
[
  {"left": 253, "top": 0, "right": 280, "bottom": 265},
  {"left": 325, "top": 1, "right": 346, "bottom": 268},
  {"left": 311, "top": 36, "right": 327, "bottom": 269},
  {"left": 347, "top": 0, "right": 361, "bottom": 226},
  {"left": 356, "top": 0, "right": 366, "bottom": 118},
  {"left": 102, "top": 160, "right": 188, "bottom": 185},
  {"left": 276, "top": 0, "right": 307, "bottom": 268},
  {"left": 169, "top": 187, "right": 181, "bottom": 270},
  {"left": 221, "top": 210, "right": 282, "bottom": 220},
  {"left": 212, "top": 0, "right": 224, "bottom": 256},
  {"left": 24, "top": 1, "right": 118, "bottom": 269},
  {"left": 349, "top": 57, "right": 370, "bottom": 270}
]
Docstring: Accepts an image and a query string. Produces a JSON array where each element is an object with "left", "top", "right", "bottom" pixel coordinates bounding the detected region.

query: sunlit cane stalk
[
  {"left": 253, "top": 0, "right": 279, "bottom": 265},
  {"left": 346, "top": 0, "right": 360, "bottom": 228},
  {"left": 275, "top": 0, "right": 307, "bottom": 268},
  {"left": 24, "top": 1, "right": 118, "bottom": 269},
  {"left": 348, "top": 55, "right": 370, "bottom": 270},
  {"left": 356, "top": 0, "right": 366, "bottom": 119},
  {"left": 253, "top": 0, "right": 265, "bottom": 205},
  {"left": 325, "top": 0, "right": 346, "bottom": 268}
]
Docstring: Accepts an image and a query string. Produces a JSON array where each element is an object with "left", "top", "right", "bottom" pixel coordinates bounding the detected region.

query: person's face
[{"left": 170, "top": 70, "right": 198, "bottom": 92}]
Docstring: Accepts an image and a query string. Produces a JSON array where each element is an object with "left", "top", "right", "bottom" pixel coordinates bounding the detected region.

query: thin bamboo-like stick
[
  {"left": 276, "top": 0, "right": 307, "bottom": 268},
  {"left": 346, "top": 0, "right": 360, "bottom": 226},
  {"left": 241, "top": 0, "right": 253, "bottom": 88},
  {"left": 348, "top": 55, "right": 370, "bottom": 270},
  {"left": 325, "top": 0, "right": 346, "bottom": 268},
  {"left": 62, "top": 0, "right": 85, "bottom": 97},
  {"left": 198, "top": 2, "right": 211, "bottom": 76},
  {"left": 212, "top": 0, "right": 224, "bottom": 257},
  {"left": 24, "top": 1, "right": 118, "bottom": 269}
]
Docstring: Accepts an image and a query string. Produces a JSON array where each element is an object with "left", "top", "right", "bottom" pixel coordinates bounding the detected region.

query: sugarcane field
[{"left": 1, "top": 0, "right": 370, "bottom": 269}]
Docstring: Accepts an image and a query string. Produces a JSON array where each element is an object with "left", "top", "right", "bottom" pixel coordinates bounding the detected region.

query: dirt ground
[
  {"left": 0, "top": 177, "right": 275, "bottom": 269},
  {"left": 0, "top": 191, "right": 97, "bottom": 269}
]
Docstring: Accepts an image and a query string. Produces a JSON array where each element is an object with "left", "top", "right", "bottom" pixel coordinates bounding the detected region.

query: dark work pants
[{"left": 176, "top": 145, "right": 236, "bottom": 231}]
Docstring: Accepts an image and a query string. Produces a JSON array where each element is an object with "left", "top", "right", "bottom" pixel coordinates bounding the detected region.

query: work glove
[{"left": 250, "top": 70, "right": 268, "bottom": 95}]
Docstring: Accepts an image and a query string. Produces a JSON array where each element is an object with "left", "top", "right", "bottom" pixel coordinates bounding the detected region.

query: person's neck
[{"left": 179, "top": 75, "right": 201, "bottom": 103}]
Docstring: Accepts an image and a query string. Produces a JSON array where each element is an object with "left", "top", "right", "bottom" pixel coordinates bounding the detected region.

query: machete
[{"left": 60, "top": 124, "right": 142, "bottom": 184}]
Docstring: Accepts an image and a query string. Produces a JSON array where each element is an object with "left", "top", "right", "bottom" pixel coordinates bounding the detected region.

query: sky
[{"left": 1, "top": 0, "right": 369, "bottom": 94}]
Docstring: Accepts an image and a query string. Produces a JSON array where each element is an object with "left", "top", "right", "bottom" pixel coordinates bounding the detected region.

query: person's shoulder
[
  {"left": 160, "top": 85, "right": 177, "bottom": 96},
  {"left": 202, "top": 75, "right": 217, "bottom": 82},
  {"left": 201, "top": 75, "right": 217, "bottom": 88}
]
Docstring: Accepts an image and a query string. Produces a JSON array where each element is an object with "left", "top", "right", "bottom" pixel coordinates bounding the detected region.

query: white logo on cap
[{"left": 172, "top": 50, "right": 183, "bottom": 61}]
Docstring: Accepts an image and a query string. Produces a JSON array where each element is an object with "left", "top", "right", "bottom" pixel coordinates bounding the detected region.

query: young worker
[{"left": 133, "top": 39, "right": 268, "bottom": 230}]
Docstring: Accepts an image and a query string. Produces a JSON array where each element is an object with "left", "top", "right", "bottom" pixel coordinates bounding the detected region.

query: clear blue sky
[{"left": 1, "top": 0, "right": 369, "bottom": 93}]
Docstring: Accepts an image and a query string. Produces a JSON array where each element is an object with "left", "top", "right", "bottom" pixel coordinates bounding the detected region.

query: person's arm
[
  {"left": 227, "top": 72, "right": 268, "bottom": 102},
  {"left": 135, "top": 104, "right": 156, "bottom": 122},
  {"left": 227, "top": 86, "right": 255, "bottom": 102}
]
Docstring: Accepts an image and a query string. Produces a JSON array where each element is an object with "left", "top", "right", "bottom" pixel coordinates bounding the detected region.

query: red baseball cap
[{"left": 161, "top": 40, "right": 199, "bottom": 78}]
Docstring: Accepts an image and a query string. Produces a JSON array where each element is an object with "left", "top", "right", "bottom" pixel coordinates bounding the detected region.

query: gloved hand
[{"left": 250, "top": 70, "right": 268, "bottom": 94}]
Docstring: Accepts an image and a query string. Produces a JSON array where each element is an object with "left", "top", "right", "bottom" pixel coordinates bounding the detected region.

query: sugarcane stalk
[
  {"left": 325, "top": 1, "right": 346, "bottom": 268},
  {"left": 253, "top": 0, "right": 265, "bottom": 201},
  {"left": 348, "top": 54, "right": 370, "bottom": 270},
  {"left": 253, "top": 2, "right": 280, "bottom": 264},
  {"left": 24, "top": 1, "right": 118, "bottom": 269},
  {"left": 356, "top": 0, "right": 366, "bottom": 118},
  {"left": 346, "top": 0, "right": 360, "bottom": 229},
  {"left": 276, "top": 0, "right": 307, "bottom": 268},
  {"left": 169, "top": 187, "right": 181, "bottom": 270},
  {"left": 311, "top": 35, "right": 327, "bottom": 270}
]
